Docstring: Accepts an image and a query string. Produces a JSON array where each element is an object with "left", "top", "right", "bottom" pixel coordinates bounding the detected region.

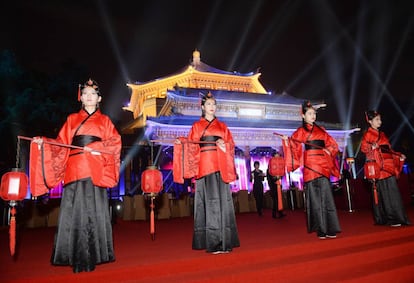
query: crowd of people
[{"left": 28, "top": 82, "right": 411, "bottom": 273}]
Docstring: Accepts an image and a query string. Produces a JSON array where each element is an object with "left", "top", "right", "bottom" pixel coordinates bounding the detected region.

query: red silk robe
[
  {"left": 29, "top": 109, "right": 121, "bottom": 196},
  {"left": 282, "top": 123, "right": 339, "bottom": 182},
  {"left": 173, "top": 117, "right": 237, "bottom": 184},
  {"left": 361, "top": 127, "right": 403, "bottom": 179}
]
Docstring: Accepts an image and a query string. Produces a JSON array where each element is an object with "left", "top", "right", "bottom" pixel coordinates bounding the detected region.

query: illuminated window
[{"left": 238, "top": 108, "right": 263, "bottom": 117}]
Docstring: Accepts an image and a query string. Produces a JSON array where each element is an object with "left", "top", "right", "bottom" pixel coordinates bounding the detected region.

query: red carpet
[{"left": 1, "top": 206, "right": 414, "bottom": 283}]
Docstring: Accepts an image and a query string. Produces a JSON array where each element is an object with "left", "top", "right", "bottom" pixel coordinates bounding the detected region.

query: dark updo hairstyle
[
  {"left": 78, "top": 78, "right": 100, "bottom": 102},
  {"left": 200, "top": 91, "right": 216, "bottom": 117},
  {"left": 201, "top": 91, "right": 215, "bottom": 106},
  {"left": 301, "top": 100, "right": 315, "bottom": 130},
  {"left": 81, "top": 78, "right": 100, "bottom": 94},
  {"left": 301, "top": 100, "right": 314, "bottom": 115},
  {"left": 365, "top": 110, "right": 380, "bottom": 122}
]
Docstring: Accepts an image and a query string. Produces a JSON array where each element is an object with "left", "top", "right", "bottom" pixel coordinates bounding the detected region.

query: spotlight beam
[
  {"left": 239, "top": 0, "right": 302, "bottom": 71},
  {"left": 346, "top": 7, "right": 414, "bottom": 135},
  {"left": 312, "top": 0, "right": 414, "bottom": 136},
  {"left": 227, "top": 1, "right": 262, "bottom": 71},
  {"left": 97, "top": 0, "right": 130, "bottom": 81},
  {"left": 346, "top": 6, "right": 367, "bottom": 128}
]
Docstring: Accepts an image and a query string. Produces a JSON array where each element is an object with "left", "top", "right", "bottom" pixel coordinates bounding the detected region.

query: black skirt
[
  {"left": 51, "top": 178, "right": 115, "bottom": 268},
  {"left": 372, "top": 176, "right": 411, "bottom": 225},
  {"left": 305, "top": 176, "right": 341, "bottom": 234},
  {"left": 193, "top": 172, "right": 240, "bottom": 252}
]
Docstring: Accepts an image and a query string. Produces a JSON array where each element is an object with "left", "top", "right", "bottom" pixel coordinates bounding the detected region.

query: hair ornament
[
  {"left": 78, "top": 78, "right": 100, "bottom": 99},
  {"left": 301, "top": 100, "right": 313, "bottom": 115},
  {"left": 365, "top": 110, "right": 379, "bottom": 122},
  {"left": 200, "top": 91, "right": 215, "bottom": 106}
]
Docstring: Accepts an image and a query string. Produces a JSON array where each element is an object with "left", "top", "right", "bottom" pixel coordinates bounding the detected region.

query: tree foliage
[{"left": 0, "top": 50, "right": 88, "bottom": 171}]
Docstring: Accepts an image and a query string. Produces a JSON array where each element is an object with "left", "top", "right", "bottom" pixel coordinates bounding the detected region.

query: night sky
[{"left": 1, "top": 0, "right": 413, "bottom": 147}]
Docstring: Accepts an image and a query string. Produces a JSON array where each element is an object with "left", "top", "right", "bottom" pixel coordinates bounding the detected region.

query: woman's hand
[
  {"left": 32, "top": 137, "right": 43, "bottom": 145},
  {"left": 84, "top": 146, "right": 101, "bottom": 155},
  {"left": 277, "top": 134, "right": 289, "bottom": 146},
  {"left": 216, "top": 139, "right": 226, "bottom": 152},
  {"left": 323, "top": 148, "right": 331, "bottom": 156},
  {"left": 275, "top": 134, "right": 288, "bottom": 140},
  {"left": 83, "top": 146, "right": 93, "bottom": 152}
]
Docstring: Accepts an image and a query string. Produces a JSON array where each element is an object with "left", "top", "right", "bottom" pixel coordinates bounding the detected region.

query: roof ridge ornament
[{"left": 192, "top": 49, "right": 201, "bottom": 66}]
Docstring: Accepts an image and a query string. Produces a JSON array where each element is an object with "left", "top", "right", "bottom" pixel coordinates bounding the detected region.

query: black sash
[
  {"left": 305, "top": 140, "right": 325, "bottom": 150},
  {"left": 72, "top": 135, "right": 102, "bottom": 147},
  {"left": 200, "top": 135, "right": 220, "bottom": 147},
  {"left": 379, "top": 144, "right": 391, "bottom": 152}
]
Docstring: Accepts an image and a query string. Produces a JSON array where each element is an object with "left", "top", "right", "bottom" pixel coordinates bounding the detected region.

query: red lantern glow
[
  {"left": 1, "top": 169, "right": 28, "bottom": 202},
  {"left": 269, "top": 156, "right": 285, "bottom": 177},
  {"left": 1, "top": 168, "right": 28, "bottom": 256},
  {"left": 141, "top": 166, "right": 163, "bottom": 241},
  {"left": 364, "top": 161, "right": 380, "bottom": 180},
  {"left": 141, "top": 166, "right": 163, "bottom": 194}
]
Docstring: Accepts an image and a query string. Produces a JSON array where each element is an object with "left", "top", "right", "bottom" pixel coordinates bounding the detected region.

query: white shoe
[
  {"left": 212, "top": 250, "right": 230, "bottom": 254},
  {"left": 390, "top": 224, "right": 401, "bottom": 227}
]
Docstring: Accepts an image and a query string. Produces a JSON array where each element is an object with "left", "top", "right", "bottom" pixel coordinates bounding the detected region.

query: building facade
[{"left": 122, "top": 50, "right": 359, "bottom": 193}]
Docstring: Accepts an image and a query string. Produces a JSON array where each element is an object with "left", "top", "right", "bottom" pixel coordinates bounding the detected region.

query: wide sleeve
[
  {"left": 378, "top": 132, "right": 404, "bottom": 178},
  {"left": 29, "top": 118, "right": 71, "bottom": 197},
  {"left": 88, "top": 116, "right": 122, "bottom": 188},
  {"left": 282, "top": 129, "right": 303, "bottom": 172},
  {"left": 218, "top": 124, "right": 237, "bottom": 183},
  {"left": 360, "top": 129, "right": 380, "bottom": 163},
  {"left": 173, "top": 137, "right": 199, "bottom": 184},
  {"left": 173, "top": 124, "right": 200, "bottom": 183},
  {"left": 324, "top": 131, "right": 340, "bottom": 178},
  {"left": 361, "top": 130, "right": 374, "bottom": 155},
  {"left": 324, "top": 131, "right": 339, "bottom": 157}
]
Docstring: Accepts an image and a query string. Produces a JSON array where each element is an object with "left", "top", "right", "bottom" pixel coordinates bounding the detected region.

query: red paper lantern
[
  {"left": 1, "top": 168, "right": 28, "bottom": 256},
  {"left": 269, "top": 156, "right": 285, "bottom": 177},
  {"left": 141, "top": 166, "right": 163, "bottom": 194},
  {"left": 141, "top": 166, "right": 163, "bottom": 240},
  {"left": 364, "top": 161, "right": 380, "bottom": 180},
  {"left": 1, "top": 169, "right": 28, "bottom": 202}
]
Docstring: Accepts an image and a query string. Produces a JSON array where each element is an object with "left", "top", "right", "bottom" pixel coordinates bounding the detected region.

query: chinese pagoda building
[{"left": 122, "top": 50, "right": 359, "bottom": 192}]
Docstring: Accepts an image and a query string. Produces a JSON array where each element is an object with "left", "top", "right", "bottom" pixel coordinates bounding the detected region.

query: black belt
[
  {"left": 72, "top": 135, "right": 102, "bottom": 147},
  {"left": 200, "top": 135, "right": 220, "bottom": 148},
  {"left": 305, "top": 139, "right": 325, "bottom": 150},
  {"left": 379, "top": 145, "right": 391, "bottom": 152}
]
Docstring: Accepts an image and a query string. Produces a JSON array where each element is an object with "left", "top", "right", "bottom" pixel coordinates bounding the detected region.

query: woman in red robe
[
  {"left": 278, "top": 101, "right": 341, "bottom": 239},
  {"left": 361, "top": 110, "right": 410, "bottom": 226},
  {"left": 32, "top": 79, "right": 121, "bottom": 273},
  {"left": 174, "top": 92, "right": 240, "bottom": 254}
]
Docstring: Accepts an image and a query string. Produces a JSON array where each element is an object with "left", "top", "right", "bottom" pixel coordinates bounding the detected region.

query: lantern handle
[
  {"left": 274, "top": 132, "right": 327, "bottom": 150},
  {"left": 17, "top": 136, "right": 114, "bottom": 155},
  {"left": 150, "top": 139, "right": 226, "bottom": 144},
  {"left": 364, "top": 140, "right": 405, "bottom": 159},
  {"left": 15, "top": 137, "right": 21, "bottom": 168},
  {"left": 150, "top": 141, "right": 154, "bottom": 166}
]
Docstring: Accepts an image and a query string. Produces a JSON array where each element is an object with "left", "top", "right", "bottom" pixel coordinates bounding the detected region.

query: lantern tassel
[
  {"left": 77, "top": 84, "right": 81, "bottom": 101},
  {"left": 150, "top": 197, "right": 155, "bottom": 240},
  {"left": 9, "top": 207, "right": 16, "bottom": 256},
  {"left": 373, "top": 182, "right": 378, "bottom": 205},
  {"left": 277, "top": 179, "right": 283, "bottom": 211}
]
